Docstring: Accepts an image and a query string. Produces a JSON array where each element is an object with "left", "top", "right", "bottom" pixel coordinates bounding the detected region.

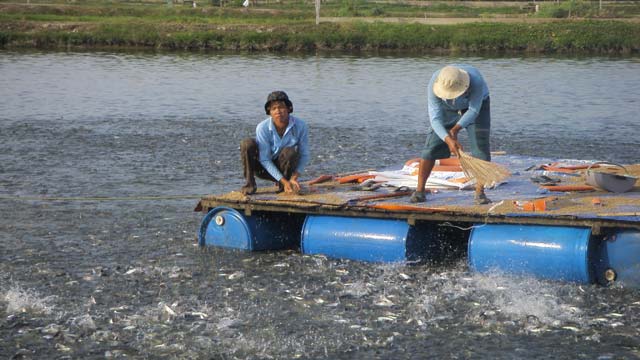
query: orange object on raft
[
  {"left": 541, "top": 162, "right": 601, "bottom": 173},
  {"left": 307, "top": 174, "right": 334, "bottom": 185},
  {"left": 404, "top": 158, "right": 463, "bottom": 172},
  {"left": 514, "top": 197, "right": 557, "bottom": 211},
  {"left": 336, "top": 174, "right": 376, "bottom": 184},
  {"left": 432, "top": 165, "right": 464, "bottom": 172}
]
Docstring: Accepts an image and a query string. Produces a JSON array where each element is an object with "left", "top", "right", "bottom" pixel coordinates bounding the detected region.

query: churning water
[{"left": 1, "top": 51, "right": 639, "bottom": 359}]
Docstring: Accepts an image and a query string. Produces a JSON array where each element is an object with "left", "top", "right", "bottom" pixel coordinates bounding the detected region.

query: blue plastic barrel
[
  {"left": 594, "top": 230, "right": 640, "bottom": 287},
  {"left": 301, "top": 215, "right": 439, "bottom": 263},
  {"left": 199, "top": 207, "right": 302, "bottom": 251},
  {"left": 469, "top": 224, "right": 592, "bottom": 283}
]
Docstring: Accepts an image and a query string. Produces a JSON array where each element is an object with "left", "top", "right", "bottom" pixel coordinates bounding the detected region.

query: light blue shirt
[
  {"left": 256, "top": 115, "right": 310, "bottom": 181},
  {"left": 427, "top": 64, "right": 490, "bottom": 141}
]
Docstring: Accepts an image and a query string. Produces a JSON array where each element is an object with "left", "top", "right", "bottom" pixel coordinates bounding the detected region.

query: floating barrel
[
  {"left": 301, "top": 215, "right": 452, "bottom": 263},
  {"left": 594, "top": 230, "right": 640, "bottom": 287},
  {"left": 199, "top": 207, "right": 302, "bottom": 251},
  {"left": 469, "top": 224, "right": 592, "bottom": 283}
]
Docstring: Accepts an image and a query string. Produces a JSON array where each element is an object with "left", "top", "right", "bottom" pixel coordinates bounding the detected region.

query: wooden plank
[{"left": 197, "top": 198, "right": 640, "bottom": 231}]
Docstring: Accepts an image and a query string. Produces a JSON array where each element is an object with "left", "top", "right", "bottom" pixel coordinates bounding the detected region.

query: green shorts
[{"left": 420, "top": 97, "right": 491, "bottom": 161}]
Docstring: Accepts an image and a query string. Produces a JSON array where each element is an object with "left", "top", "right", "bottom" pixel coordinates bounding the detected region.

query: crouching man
[{"left": 240, "top": 91, "right": 310, "bottom": 195}]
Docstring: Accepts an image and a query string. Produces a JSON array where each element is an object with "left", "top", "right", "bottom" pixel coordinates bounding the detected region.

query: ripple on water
[{"left": 2, "top": 52, "right": 640, "bottom": 359}]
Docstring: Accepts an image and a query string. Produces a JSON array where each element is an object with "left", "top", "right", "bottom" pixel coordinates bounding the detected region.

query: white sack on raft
[{"left": 369, "top": 169, "right": 476, "bottom": 190}]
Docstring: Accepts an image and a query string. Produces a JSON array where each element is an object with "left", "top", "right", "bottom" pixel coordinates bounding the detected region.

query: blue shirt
[
  {"left": 256, "top": 115, "right": 310, "bottom": 181},
  {"left": 427, "top": 64, "right": 490, "bottom": 141}
]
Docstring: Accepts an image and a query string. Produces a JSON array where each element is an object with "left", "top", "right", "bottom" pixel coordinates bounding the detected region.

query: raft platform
[{"left": 196, "top": 155, "right": 640, "bottom": 288}]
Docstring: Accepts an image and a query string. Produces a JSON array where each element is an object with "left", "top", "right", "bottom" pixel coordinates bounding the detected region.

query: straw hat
[{"left": 433, "top": 66, "right": 470, "bottom": 100}]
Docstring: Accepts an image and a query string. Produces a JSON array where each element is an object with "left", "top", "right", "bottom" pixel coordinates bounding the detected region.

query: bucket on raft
[
  {"left": 468, "top": 224, "right": 593, "bottom": 283},
  {"left": 585, "top": 162, "right": 637, "bottom": 193},
  {"left": 198, "top": 207, "right": 304, "bottom": 250},
  {"left": 301, "top": 215, "right": 466, "bottom": 263}
]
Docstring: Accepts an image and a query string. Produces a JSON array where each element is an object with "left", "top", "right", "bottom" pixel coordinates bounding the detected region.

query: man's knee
[
  {"left": 469, "top": 128, "right": 491, "bottom": 161},
  {"left": 279, "top": 146, "right": 299, "bottom": 160},
  {"left": 471, "top": 143, "right": 491, "bottom": 161},
  {"left": 277, "top": 147, "right": 299, "bottom": 178},
  {"left": 241, "top": 138, "right": 257, "bottom": 152}
]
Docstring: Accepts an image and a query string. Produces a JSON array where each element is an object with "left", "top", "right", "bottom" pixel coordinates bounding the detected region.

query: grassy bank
[{"left": 1, "top": 3, "right": 639, "bottom": 53}]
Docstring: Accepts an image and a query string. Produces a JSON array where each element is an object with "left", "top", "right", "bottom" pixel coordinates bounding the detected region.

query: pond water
[{"left": 0, "top": 51, "right": 639, "bottom": 359}]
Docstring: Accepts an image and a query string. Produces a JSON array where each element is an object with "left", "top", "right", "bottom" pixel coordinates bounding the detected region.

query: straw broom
[{"left": 458, "top": 150, "right": 511, "bottom": 186}]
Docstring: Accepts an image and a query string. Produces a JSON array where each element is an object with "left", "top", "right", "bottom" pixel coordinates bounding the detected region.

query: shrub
[
  {"left": 369, "top": 6, "right": 385, "bottom": 16},
  {"left": 537, "top": 0, "right": 600, "bottom": 18}
]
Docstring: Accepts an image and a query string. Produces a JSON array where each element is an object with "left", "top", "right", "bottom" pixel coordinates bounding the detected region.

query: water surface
[{"left": 1, "top": 51, "right": 639, "bottom": 359}]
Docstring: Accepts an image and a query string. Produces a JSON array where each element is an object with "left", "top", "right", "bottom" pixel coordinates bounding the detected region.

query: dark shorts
[
  {"left": 420, "top": 97, "right": 491, "bottom": 161},
  {"left": 241, "top": 138, "right": 299, "bottom": 182}
]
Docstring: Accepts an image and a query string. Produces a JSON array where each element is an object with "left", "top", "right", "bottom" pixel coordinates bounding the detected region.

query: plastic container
[
  {"left": 594, "top": 230, "right": 640, "bottom": 287},
  {"left": 199, "top": 207, "right": 303, "bottom": 250},
  {"left": 301, "top": 215, "right": 447, "bottom": 263},
  {"left": 469, "top": 224, "right": 593, "bottom": 283},
  {"left": 585, "top": 162, "right": 637, "bottom": 193}
]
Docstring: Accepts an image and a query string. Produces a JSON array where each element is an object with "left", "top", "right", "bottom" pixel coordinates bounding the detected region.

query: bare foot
[
  {"left": 474, "top": 192, "right": 492, "bottom": 205},
  {"left": 409, "top": 191, "right": 426, "bottom": 203},
  {"left": 240, "top": 183, "right": 256, "bottom": 195}
]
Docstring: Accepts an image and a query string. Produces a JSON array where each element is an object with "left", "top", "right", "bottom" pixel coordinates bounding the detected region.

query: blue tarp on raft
[{"left": 367, "top": 154, "right": 640, "bottom": 223}]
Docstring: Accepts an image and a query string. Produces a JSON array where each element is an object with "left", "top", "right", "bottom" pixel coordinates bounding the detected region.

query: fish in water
[
  {"left": 227, "top": 271, "right": 245, "bottom": 280},
  {"left": 374, "top": 295, "right": 394, "bottom": 307}
]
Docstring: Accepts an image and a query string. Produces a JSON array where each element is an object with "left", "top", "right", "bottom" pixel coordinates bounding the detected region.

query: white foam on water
[
  {"left": 1, "top": 285, "right": 56, "bottom": 315},
  {"left": 341, "top": 280, "right": 372, "bottom": 298},
  {"left": 124, "top": 297, "right": 322, "bottom": 358},
  {"left": 407, "top": 265, "right": 587, "bottom": 332},
  {"left": 471, "top": 271, "right": 584, "bottom": 326}
]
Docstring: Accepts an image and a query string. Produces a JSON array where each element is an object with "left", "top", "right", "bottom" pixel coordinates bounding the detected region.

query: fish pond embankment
[{"left": 1, "top": 2, "right": 640, "bottom": 53}]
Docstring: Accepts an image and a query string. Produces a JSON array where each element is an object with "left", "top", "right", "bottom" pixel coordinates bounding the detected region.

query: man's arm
[
  {"left": 427, "top": 74, "right": 450, "bottom": 142},
  {"left": 429, "top": 79, "right": 462, "bottom": 155},
  {"left": 457, "top": 74, "right": 485, "bottom": 129},
  {"left": 295, "top": 121, "right": 310, "bottom": 174},
  {"left": 256, "top": 123, "right": 284, "bottom": 181},
  {"left": 286, "top": 120, "right": 310, "bottom": 193}
]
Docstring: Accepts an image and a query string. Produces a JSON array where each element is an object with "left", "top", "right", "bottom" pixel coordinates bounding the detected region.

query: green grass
[
  {"left": 535, "top": 0, "right": 640, "bottom": 18},
  {"left": 3, "top": 1, "right": 640, "bottom": 20},
  {"left": 3, "top": 20, "right": 638, "bottom": 53},
  {"left": 1, "top": 2, "right": 640, "bottom": 53}
]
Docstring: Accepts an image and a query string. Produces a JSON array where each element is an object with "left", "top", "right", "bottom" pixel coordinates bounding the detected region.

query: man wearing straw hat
[
  {"left": 411, "top": 64, "right": 492, "bottom": 205},
  {"left": 240, "top": 90, "right": 310, "bottom": 195}
]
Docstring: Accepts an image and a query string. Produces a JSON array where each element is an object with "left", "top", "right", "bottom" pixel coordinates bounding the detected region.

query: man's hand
[
  {"left": 448, "top": 124, "right": 462, "bottom": 141},
  {"left": 444, "top": 136, "right": 462, "bottom": 157},
  {"left": 289, "top": 172, "right": 301, "bottom": 193},
  {"left": 280, "top": 177, "right": 300, "bottom": 194}
]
